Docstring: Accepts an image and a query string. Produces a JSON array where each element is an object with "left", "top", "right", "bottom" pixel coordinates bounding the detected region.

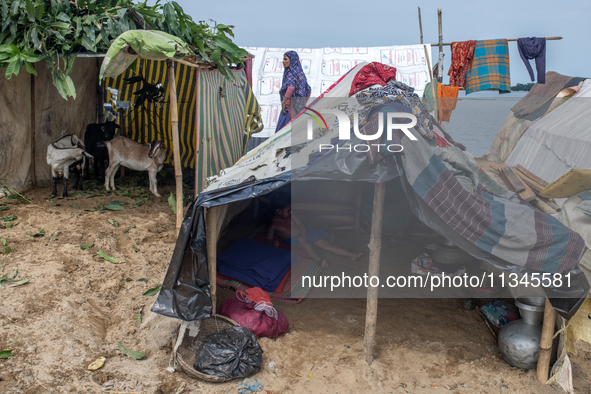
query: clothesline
[{"left": 427, "top": 36, "right": 562, "bottom": 47}]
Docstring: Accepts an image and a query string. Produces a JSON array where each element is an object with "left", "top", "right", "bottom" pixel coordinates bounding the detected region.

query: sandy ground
[{"left": 1, "top": 172, "right": 590, "bottom": 394}]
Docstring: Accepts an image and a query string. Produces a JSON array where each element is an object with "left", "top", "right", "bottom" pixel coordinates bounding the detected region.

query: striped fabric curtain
[
  {"left": 104, "top": 61, "right": 263, "bottom": 193},
  {"left": 194, "top": 69, "right": 263, "bottom": 192}
]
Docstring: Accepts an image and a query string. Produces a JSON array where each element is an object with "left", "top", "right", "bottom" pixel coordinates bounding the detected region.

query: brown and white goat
[
  {"left": 104, "top": 137, "right": 167, "bottom": 197},
  {"left": 46, "top": 134, "right": 93, "bottom": 197}
]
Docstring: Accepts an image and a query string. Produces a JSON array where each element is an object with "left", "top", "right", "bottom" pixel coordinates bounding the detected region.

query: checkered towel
[{"left": 466, "top": 39, "right": 511, "bottom": 94}]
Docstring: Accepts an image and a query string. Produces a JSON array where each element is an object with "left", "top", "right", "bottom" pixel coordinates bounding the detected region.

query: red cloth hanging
[{"left": 448, "top": 40, "right": 477, "bottom": 89}]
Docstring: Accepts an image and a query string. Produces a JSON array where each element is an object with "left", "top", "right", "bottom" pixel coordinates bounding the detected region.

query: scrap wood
[
  {"left": 500, "top": 166, "right": 526, "bottom": 193},
  {"left": 515, "top": 165, "right": 549, "bottom": 187},
  {"left": 514, "top": 169, "right": 545, "bottom": 194},
  {"left": 494, "top": 166, "right": 535, "bottom": 202},
  {"left": 532, "top": 198, "right": 557, "bottom": 215}
]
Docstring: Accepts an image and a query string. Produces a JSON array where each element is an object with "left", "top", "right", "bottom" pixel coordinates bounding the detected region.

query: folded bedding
[{"left": 217, "top": 238, "right": 294, "bottom": 291}]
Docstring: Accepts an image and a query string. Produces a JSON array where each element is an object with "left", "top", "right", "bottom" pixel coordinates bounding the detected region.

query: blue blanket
[{"left": 217, "top": 238, "right": 294, "bottom": 291}]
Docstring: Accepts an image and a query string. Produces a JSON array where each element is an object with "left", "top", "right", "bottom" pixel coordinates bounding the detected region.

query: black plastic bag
[{"left": 194, "top": 326, "right": 263, "bottom": 379}]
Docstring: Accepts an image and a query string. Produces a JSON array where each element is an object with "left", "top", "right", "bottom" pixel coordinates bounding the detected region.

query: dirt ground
[{"left": 1, "top": 172, "right": 590, "bottom": 394}]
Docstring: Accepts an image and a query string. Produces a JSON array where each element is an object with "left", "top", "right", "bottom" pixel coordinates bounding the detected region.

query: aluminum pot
[
  {"left": 515, "top": 297, "right": 545, "bottom": 326},
  {"left": 498, "top": 319, "right": 543, "bottom": 369}
]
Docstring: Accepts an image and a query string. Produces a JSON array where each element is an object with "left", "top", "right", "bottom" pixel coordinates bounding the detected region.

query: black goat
[{"left": 84, "top": 121, "right": 120, "bottom": 182}]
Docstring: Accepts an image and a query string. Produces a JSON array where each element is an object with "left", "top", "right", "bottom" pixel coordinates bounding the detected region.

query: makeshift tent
[
  {"left": 100, "top": 30, "right": 263, "bottom": 229},
  {"left": 152, "top": 62, "right": 591, "bottom": 370},
  {"left": 483, "top": 71, "right": 586, "bottom": 162},
  {"left": 505, "top": 78, "right": 591, "bottom": 183},
  {"left": 104, "top": 61, "right": 263, "bottom": 186},
  {"left": 0, "top": 58, "right": 98, "bottom": 193}
]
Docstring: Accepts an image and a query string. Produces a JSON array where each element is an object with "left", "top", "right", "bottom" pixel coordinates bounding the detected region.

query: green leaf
[
  {"left": 0, "top": 238, "right": 5, "bottom": 245},
  {"left": 168, "top": 192, "right": 176, "bottom": 215},
  {"left": 108, "top": 219, "right": 119, "bottom": 227},
  {"left": 5, "top": 221, "right": 13, "bottom": 229},
  {"left": 125, "top": 277, "right": 133, "bottom": 282},
  {"left": 136, "top": 278, "right": 147, "bottom": 283},
  {"left": 0, "top": 350, "right": 12, "bottom": 359},
  {"left": 24, "top": 61, "right": 38, "bottom": 76},
  {"left": 136, "top": 312, "right": 142, "bottom": 324},
  {"left": 5, "top": 58, "right": 19, "bottom": 79},
  {"left": 117, "top": 342, "right": 144, "bottom": 360},
  {"left": 132, "top": 245, "right": 139, "bottom": 253},
  {"left": 2, "top": 246, "right": 11, "bottom": 254},
  {"left": 80, "top": 241, "right": 94, "bottom": 250},
  {"left": 8, "top": 278, "right": 28, "bottom": 287},
  {"left": 0, "top": 215, "right": 17, "bottom": 221},
  {"left": 26, "top": 229, "right": 45, "bottom": 238},
  {"left": 25, "top": 0, "right": 34, "bottom": 22},
  {"left": 105, "top": 201, "right": 125, "bottom": 211},
  {"left": 142, "top": 285, "right": 162, "bottom": 296},
  {"left": 97, "top": 250, "right": 124, "bottom": 264}
]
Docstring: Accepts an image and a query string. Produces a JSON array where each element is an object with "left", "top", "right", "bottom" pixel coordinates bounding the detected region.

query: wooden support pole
[
  {"left": 167, "top": 60, "right": 183, "bottom": 234},
  {"left": 205, "top": 206, "right": 219, "bottom": 314},
  {"left": 364, "top": 181, "right": 386, "bottom": 365},
  {"left": 423, "top": 44, "right": 438, "bottom": 123},
  {"left": 30, "top": 72, "right": 36, "bottom": 187},
  {"left": 418, "top": 7, "right": 423, "bottom": 45},
  {"left": 428, "top": 36, "right": 563, "bottom": 47},
  {"left": 437, "top": 8, "right": 443, "bottom": 83},
  {"left": 118, "top": 108, "right": 126, "bottom": 178},
  {"left": 537, "top": 298, "right": 557, "bottom": 383}
]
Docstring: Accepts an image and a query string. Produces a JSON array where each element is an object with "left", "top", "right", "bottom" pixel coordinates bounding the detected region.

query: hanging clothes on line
[
  {"left": 422, "top": 80, "right": 459, "bottom": 123},
  {"left": 517, "top": 37, "right": 546, "bottom": 84},
  {"left": 466, "top": 39, "right": 511, "bottom": 95},
  {"left": 437, "top": 83, "right": 460, "bottom": 122},
  {"left": 448, "top": 40, "right": 477, "bottom": 89}
]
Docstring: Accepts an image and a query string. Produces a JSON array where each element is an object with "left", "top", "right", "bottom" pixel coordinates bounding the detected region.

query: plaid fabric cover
[
  {"left": 466, "top": 39, "right": 511, "bottom": 94},
  {"left": 399, "top": 131, "right": 587, "bottom": 274}
]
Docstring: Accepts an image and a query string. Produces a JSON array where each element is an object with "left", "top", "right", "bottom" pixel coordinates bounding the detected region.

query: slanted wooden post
[
  {"left": 205, "top": 206, "right": 219, "bottom": 313},
  {"left": 364, "top": 181, "right": 386, "bottom": 364},
  {"left": 418, "top": 7, "right": 423, "bottom": 45},
  {"left": 437, "top": 8, "right": 444, "bottom": 83},
  {"left": 167, "top": 60, "right": 183, "bottom": 234},
  {"left": 537, "top": 298, "right": 557, "bottom": 383},
  {"left": 423, "top": 44, "right": 438, "bottom": 123}
]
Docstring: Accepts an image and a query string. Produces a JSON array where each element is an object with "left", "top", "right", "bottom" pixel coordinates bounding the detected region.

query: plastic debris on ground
[
  {"left": 479, "top": 300, "right": 520, "bottom": 328},
  {"left": 238, "top": 378, "right": 263, "bottom": 394}
]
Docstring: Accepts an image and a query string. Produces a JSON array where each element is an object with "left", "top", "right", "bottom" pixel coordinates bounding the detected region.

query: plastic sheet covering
[
  {"left": 152, "top": 67, "right": 589, "bottom": 322},
  {"left": 506, "top": 79, "right": 591, "bottom": 183}
]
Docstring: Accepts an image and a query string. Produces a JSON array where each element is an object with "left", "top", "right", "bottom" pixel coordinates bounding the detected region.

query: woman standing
[{"left": 275, "top": 51, "right": 311, "bottom": 132}]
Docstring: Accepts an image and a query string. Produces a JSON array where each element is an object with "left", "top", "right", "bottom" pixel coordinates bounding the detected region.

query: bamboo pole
[
  {"left": 537, "top": 298, "right": 557, "bottom": 383},
  {"left": 166, "top": 60, "right": 183, "bottom": 234},
  {"left": 428, "top": 36, "right": 563, "bottom": 47},
  {"left": 205, "top": 206, "right": 219, "bottom": 314},
  {"left": 423, "top": 44, "right": 438, "bottom": 123},
  {"left": 418, "top": 7, "right": 423, "bottom": 45},
  {"left": 364, "top": 182, "right": 386, "bottom": 364},
  {"left": 437, "top": 8, "right": 443, "bottom": 83},
  {"left": 30, "top": 72, "right": 36, "bottom": 187}
]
